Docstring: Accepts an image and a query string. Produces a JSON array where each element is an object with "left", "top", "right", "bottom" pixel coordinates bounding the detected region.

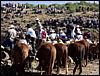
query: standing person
[
  {"left": 41, "top": 27, "right": 48, "bottom": 42},
  {"left": 83, "top": 30, "right": 92, "bottom": 40},
  {"left": 71, "top": 24, "right": 76, "bottom": 39},
  {"left": 26, "top": 24, "right": 37, "bottom": 55},
  {"left": 2, "top": 24, "right": 17, "bottom": 50},
  {"left": 66, "top": 23, "right": 74, "bottom": 40},
  {"left": 35, "top": 18, "right": 43, "bottom": 39}
]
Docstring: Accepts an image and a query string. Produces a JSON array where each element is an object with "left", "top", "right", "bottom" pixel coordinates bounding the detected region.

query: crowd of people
[
  {"left": 2, "top": 17, "right": 94, "bottom": 57},
  {"left": 1, "top": 3, "right": 99, "bottom": 57}
]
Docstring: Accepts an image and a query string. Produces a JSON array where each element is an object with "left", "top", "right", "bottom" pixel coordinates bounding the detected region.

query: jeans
[{"left": 1, "top": 38, "right": 14, "bottom": 49}]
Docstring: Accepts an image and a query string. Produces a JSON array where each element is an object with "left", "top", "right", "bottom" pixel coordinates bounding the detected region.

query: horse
[
  {"left": 94, "top": 42, "right": 99, "bottom": 59},
  {"left": 36, "top": 39, "right": 56, "bottom": 75},
  {"left": 75, "top": 39, "right": 90, "bottom": 66},
  {"left": 89, "top": 42, "right": 99, "bottom": 60},
  {"left": 54, "top": 43, "right": 69, "bottom": 75},
  {"left": 68, "top": 42, "right": 86, "bottom": 75},
  {"left": 13, "top": 38, "right": 30, "bottom": 75}
]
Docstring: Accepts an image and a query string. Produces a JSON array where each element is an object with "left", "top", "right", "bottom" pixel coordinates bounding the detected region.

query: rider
[
  {"left": 3, "top": 24, "right": 17, "bottom": 50},
  {"left": 49, "top": 29, "right": 57, "bottom": 43},
  {"left": 26, "top": 24, "right": 37, "bottom": 56},
  {"left": 59, "top": 29, "right": 67, "bottom": 43},
  {"left": 75, "top": 25, "right": 83, "bottom": 40}
]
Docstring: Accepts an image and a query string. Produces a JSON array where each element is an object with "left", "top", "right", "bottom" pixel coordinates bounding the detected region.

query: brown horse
[
  {"left": 89, "top": 42, "right": 99, "bottom": 60},
  {"left": 94, "top": 43, "right": 99, "bottom": 59},
  {"left": 75, "top": 39, "right": 90, "bottom": 66},
  {"left": 36, "top": 39, "right": 56, "bottom": 75},
  {"left": 13, "top": 38, "right": 29, "bottom": 75},
  {"left": 54, "top": 43, "right": 69, "bottom": 75},
  {"left": 68, "top": 42, "right": 85, "bottom": 75}
]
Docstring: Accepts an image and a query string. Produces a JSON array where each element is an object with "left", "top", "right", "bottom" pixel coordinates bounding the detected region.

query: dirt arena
[{"left": 1, "top": 58, "right": 99, "bottom": 75}]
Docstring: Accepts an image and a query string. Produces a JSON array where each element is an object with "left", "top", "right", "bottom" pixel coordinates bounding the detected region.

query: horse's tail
[
  {"left": 48, "top": 46, "right": 53, "bottom": 75},
  {"left": 80, "top": 46, "right": 84, "bottom": 61},
  {"left": 48, "top": 45, "right": 56, "bottom": 75}
]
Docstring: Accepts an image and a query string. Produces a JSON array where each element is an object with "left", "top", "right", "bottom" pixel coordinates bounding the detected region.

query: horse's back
[
  {"left": 54, "top": 43, "right": 68, "bottom": 58},
  {"left": 68, "top": 42, "right": 85, "bottom": 57}
]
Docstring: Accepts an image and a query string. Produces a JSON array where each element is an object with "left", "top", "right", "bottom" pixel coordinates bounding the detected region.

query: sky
[{"left": 1, "top": 1, "right": 99, "bottom": 5}]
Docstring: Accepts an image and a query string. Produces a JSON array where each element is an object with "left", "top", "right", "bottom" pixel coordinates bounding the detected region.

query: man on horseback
[
  {"left": 2, "top": 24, "right": 17, "bottom": 50},
  {"left": 26, "top": 24, "right": 37, "bottom": 56},
  {"left": 75, "top": 25, "right": 83, "bottom": 40},
  {"left": 49, "top": 29, "right": 57, "bottom": 44}
]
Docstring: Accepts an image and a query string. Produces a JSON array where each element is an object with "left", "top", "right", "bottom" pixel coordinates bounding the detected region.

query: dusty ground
[{"left": 1, "top": 58, "right": 99, "bottom": 75}]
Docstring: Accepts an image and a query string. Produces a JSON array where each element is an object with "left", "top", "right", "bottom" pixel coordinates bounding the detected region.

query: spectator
[
  {"left": 66, "top": 23, "right": 74, "bottom": 40},
  {"left": 35, "top": 18, "right": 43, "bottom": 39}
]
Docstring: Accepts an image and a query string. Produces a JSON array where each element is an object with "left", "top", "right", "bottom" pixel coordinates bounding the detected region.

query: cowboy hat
[
  {"left": 50, "top": 29, "right": 55, "bottom": 33},
  {"left": 9, "top": 25, "right": 15, "bottom": 28},
  {"left": 36, "top": 18, "right": 40, "bottom": 21},
  {"left": 26, "top": 24, "right": 31, "bottom": 28},
  {"left": 76, "top": 25, "right": 80, "bottom": 28}
]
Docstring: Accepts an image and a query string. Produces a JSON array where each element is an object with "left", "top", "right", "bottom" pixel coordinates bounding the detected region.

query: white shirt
[
  {"left": 26, "top": 28, "right": 36, "bottom": 38},
  {"left": 77, "top": 28, "right": 82, "bottom": 34},
  {"left": 8, "top": 28, "right": 17, "bottom": 40},
  {"left": 19, "top": 39, "right": 28, "bottom": 45},
  {"left": 49, "top": 33, "right": 57, "bottom": 40}
]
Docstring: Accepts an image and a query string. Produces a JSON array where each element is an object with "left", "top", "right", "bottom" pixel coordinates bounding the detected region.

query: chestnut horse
[
  {"left": 54, "top": 43, "right": 69, "bottom": 75},
  {"left": 68, "top": 42, "right": 85, "bottom": 75},
  {"left": 36, "top": 39, "right": 56, "bottom": 75},
  {"left": 13, "top": 38, "right": 30, "bottom": 75}
]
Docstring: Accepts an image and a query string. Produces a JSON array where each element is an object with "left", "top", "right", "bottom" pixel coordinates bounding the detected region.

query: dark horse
[
  {"left": 68, "top": 42, "right": 85, "bottom": 75},
  {"left": 75, "top": 39, "right": 90, "bottom": 66},
  {"left": 36, "top": 39, "right": 56, "bottom": 75},
  {"left": 54, "top": 43, "right": 69, "bottom": 75},
  {"left": 13, "top": 38, "right": 29, "bottom": 75}
]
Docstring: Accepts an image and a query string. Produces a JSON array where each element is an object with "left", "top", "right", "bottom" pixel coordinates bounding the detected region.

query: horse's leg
[
  {"left": 40, "top": 66, "right": 43, "bottom": 75},
  {"left": 85, "top": 54, "right": 88, "bottom": 67},
  {"left": 57, "top": 59, "right": 61, "bottom": 75},
  {"left": 64, "top": 63, "right": 68, "bottom": 75},
  {"left": 73, "top": 58, "right": 78, "bottom": 75},
  {"left": 62, "top": 52, "right": 68, "bottom": 75},
  {"left": 79, "top": 61, "right": 82, "bottom": 75},
  {"left": 57, "top": 65, "right": 60, "bottom": 75},
  {"left": 73, "top": 62, "right": 78, "bottom": 75}
]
